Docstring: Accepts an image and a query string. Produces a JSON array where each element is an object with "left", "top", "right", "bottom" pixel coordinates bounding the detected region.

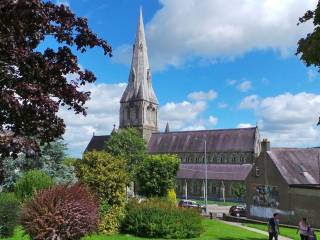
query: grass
[
  {"left": 83, "top": 219, "right": 265, "bottom": 240},
  {"left": 244, "top": 223, "right": 320, "bottom": 240},
  {"left": 0, "top": 226, "right": 30, "bottom": 240}
]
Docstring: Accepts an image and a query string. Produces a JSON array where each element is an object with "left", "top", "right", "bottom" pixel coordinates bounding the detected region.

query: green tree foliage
[
  {"left": 76, "top": 151, "right": 129, "bottom": 233},
  {"left": 297, "top": 1, "right": 320, "bottom": 69},
  {"left": 14, "top": 170, "right": 54, "bottom": 201},
  {"left": 135, "top": 154, "right": 180, "bottom": 197},
  {"left": 75, "top": 151, "right": 129, "bottom": 206},
  {"left": 231, "top": 183, "right": 246, "bottom": 201},
  {"left": 122, "top": 198, "right": 203, "bottom": 239},
  {"left": 0, "top": 192, "right": 20, "bottom": 237},
  {"left": 1, "top": 142, "right": 76, "bottom": 191},
  {"left": 99, "top": 200, "right": 125, "bottom": 234},
  {"left": 40, "top": 142, "right": 77, "bottom": 184},
  {"left": 106, "top": 128, "right": 146, "bottom": 178}
]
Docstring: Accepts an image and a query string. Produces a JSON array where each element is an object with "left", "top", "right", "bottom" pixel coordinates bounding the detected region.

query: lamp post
[{"left": 204, "top": 137, "right": 208, "bottom": 214}]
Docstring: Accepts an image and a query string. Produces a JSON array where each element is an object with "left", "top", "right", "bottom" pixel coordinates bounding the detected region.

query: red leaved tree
[{"left": 0, "top": 0, "right": 112, "bottom": 181}]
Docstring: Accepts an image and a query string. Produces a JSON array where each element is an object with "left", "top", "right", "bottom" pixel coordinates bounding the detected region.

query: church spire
[
  {"left": 119, "top": 8, "right": 159, "bottom": 142},
  {"left": 165, "top": 122, "right": 170, "bottom": 133},
  {"left": 120, "top": 8, "right": 158, "bottom": 104}
]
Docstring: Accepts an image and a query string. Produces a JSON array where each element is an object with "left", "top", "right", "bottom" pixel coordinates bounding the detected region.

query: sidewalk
[{"left": 220, "top": 220, "right": 292, "bottom": 240}]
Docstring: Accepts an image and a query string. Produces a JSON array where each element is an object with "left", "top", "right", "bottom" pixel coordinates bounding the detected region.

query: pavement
[
  {"left": 219, "top": 220, "right": 293, "bottom": 240},
  {"left": 205, "top": 204, "right": 292, "bottom": 240}
]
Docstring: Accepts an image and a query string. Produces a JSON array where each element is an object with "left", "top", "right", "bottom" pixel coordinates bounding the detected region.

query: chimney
[{"left": 261, "top": 138, "right": 270, "bottom": 152}]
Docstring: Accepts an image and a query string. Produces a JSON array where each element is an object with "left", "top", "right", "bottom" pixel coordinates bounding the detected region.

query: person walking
[
  {"left": 268, "top": 213, "right": 280, "bottom": 240},
  {"left": 297, "top": 218, "right": 309, "bottom": 240}
]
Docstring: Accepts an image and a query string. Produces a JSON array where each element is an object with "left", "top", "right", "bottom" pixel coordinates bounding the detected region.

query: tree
[
  {"left": 75, "top": 151, "right": 128, "bottom": 206},
  {"left": 40, "top": 142, "right": 77, "bottom": 184},
  {"left": 231, "top": 183, "right": 246, "bottom": 201},
  {"left": 75, "top": 151, "right": 128, "bottom": 233},
  {"left": 106, "top": 128, "right": 146, "bottom": 178},
  {"left": 0, "top": 0, "right": 112, "bottom": 181},
  {"left": 1, "top": 141, "right": 76, "bottom": 191},
  {"left": 297, "top": 1, "right": 320, "bottom": 69},
  {"left": 135, "top": 154, "right": 180, "bottom": 198}
]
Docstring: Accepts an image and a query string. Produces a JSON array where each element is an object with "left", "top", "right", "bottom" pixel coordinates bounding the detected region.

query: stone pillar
[{"left": 185, "top": 179, "right": 188, "bottom": 200}]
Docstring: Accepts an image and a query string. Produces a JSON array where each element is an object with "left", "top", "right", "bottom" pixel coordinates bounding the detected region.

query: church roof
[
  {"left": 148, "top": 127, "right": 257, "bottom": 153},
  {"left": 84, "top": 135, "right": 110, "bottom": 152},
  {"left": 120, "top": 8, "right": 158, "bottom": 104},
  {"left": 177, "top": 163, "right": 252, "bottom": 181},
  {"left": 267, "top": 148, "right": 320, "bottom": 185}
]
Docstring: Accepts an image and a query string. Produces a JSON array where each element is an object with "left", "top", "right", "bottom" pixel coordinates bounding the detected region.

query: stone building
[
  {"left": 148, "top": 128, "right": 260, "bottom": 201},
  {"left": 85, "top": 9, "right": 261, "bottom": 201},
  {"left": 246, "top": 139, "right": 320, "bottom": 226}
]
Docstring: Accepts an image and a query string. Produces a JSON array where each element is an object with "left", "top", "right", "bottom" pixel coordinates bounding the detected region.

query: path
[{"left": 220, "top": 220, "right": 293, "bottom": 240}]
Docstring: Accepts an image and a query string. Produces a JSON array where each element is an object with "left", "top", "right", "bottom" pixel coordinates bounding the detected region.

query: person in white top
[{"left": 297, "top": 218, "right": 309, "bottom": 240}]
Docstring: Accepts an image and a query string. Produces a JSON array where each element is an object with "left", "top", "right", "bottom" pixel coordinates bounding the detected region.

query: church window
[{"left": 127, "top": 107, "right": 130, "bottom": 121}]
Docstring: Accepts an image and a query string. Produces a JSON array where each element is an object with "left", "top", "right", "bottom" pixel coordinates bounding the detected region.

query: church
[{"left": 85, "top": 9, "right": 263, "bottom": 201}]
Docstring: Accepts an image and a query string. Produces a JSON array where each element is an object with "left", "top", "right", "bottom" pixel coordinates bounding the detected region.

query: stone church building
[{"left": 85, "top": 9, "right": 260, "bottom": 201}]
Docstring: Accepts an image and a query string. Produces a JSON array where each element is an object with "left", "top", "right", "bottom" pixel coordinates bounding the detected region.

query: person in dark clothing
[
  {"left": 268, "top": 213, "right": 280, "bottom": 240},
  {"left": 297, "top": 217, "right": 309, "bottom": 240}
]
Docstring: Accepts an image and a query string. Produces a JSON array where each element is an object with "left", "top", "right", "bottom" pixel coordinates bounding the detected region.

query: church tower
[{"left": 119, "top": 8, "right": 159, "bottom": 142}]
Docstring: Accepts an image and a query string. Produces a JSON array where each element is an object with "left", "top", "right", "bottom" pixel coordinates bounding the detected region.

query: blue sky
[{"left": 54, "top": 0, "right": 320, "bottom": 157}]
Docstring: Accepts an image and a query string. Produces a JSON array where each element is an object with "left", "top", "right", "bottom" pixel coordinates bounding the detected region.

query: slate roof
[
  {"left": 177, "top": 164, "right": 253, "bottom": 181},
  {"left": 268, "top": 148, "right": 320, "bottom": 185},
  {"left": 148, "top": 127, "right": 257, "bottom": 153},
  {"left": 84, "top": 135, "right": 110, "bottom": 152}
]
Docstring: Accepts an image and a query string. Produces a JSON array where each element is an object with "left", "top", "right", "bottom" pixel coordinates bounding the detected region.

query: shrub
[
  {"left": 21, "top": 184, "right": 98, "bottom": 240},
  {"left": 167, "top": 188, "right": 177, "bottom": 206},
  {"left": 14, "top": 170, "right": 54, "bottom": 201},
  {"left": 75, "top": 151, "right": 128, "bottom": 206},
  {"left": 121, "top": 198, "right": 203, "bottom": 239},
  {"left": 99, "top": 200, "right": 125, "bottom": 234},
  {"left": 135, "top": 154, "right": 180, "bottom": 197},
  {"left": 0, "top": 193, "right": 20, "bottom": 237}
]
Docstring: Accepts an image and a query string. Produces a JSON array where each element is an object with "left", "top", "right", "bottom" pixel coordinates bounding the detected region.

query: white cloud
[
  {"left": 187, "top": 90, "right": 217, "bottom": 101},
  {"left": 240, "top": 92, "right": 320, "bottom": 146},
  {"left": 182, "top": 125, "right": 206, "bottom": 131},
  {"left": 227, "top": 79, "right": 237, "bottom": 86},
  {"left": 208, "top": 115, "right": 218, "bottom": 126},
  {"left": 237, "top": 123, "right": 254, "bottom": 128},
  {"left": 307, "top": 69, "right": 319, "bottom": 81},
  {"left": 160, "top": 101, "right": 207, "bottom": 130},
  {"left": 237, "top": 80, "right": 252, "bottom": 92},
  {"left": 111, "top": 44, "right": 132, "bottom": 65},
  {"left": 59, "top": 83, "right": 127, "bottom": 157},
  {"left": 239, "top": 95, "right": 260, "bottom": 109},
  {"left": 218, "top": 102, "right": 228, "bottom": 109},
  {"left": 144, "top": 0, "right": 316, "bottom": 70}
]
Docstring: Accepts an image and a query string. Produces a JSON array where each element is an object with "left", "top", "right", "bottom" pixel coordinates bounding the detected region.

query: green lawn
[
  {"left": 0, "top": 226, "right": 30, "bottom": 240},
  {"left": 83, "top": 219, "right": 265, "bottom": 240},
  {"left": 245, "top": 223, "right": 320, "bottom": 240},
  {"left": 2, "top": 220, "right": 269, "bottom": 240}
]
